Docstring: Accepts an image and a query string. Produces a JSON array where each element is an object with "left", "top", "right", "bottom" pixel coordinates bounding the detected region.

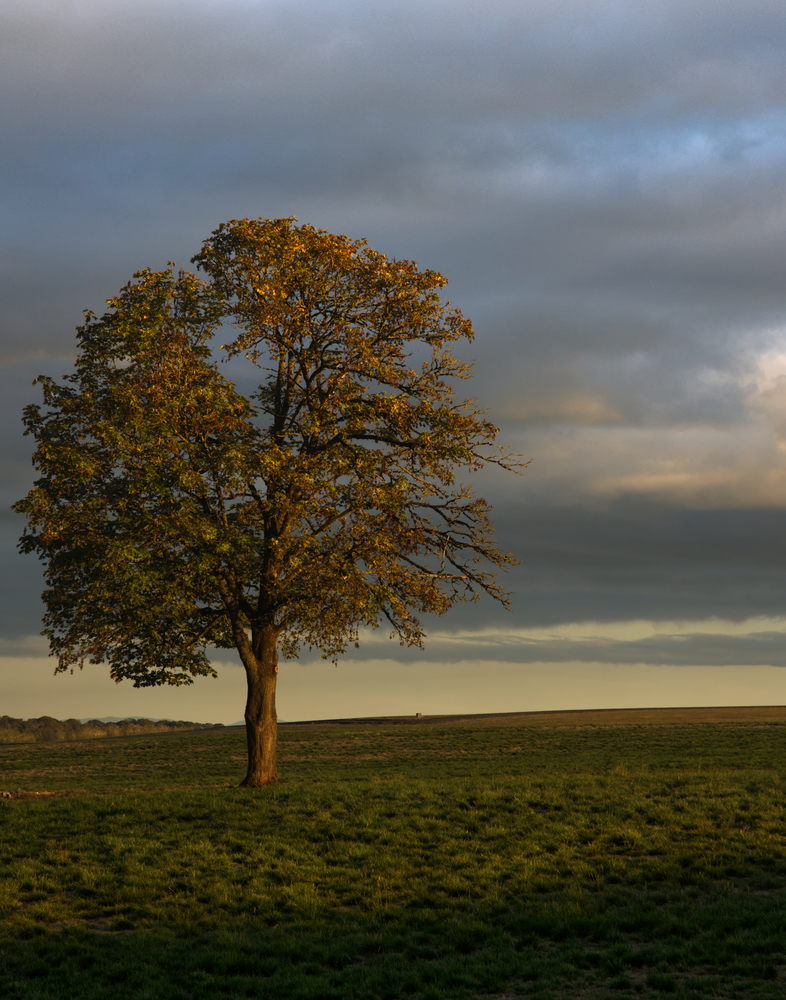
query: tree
[{"left": 14, "top": 218, "right": 521, "bottom": 787}]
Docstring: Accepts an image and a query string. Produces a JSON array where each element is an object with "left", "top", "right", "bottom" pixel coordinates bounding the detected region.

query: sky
[{"left": 5, "top": 0, "right": 786, "bottom": 723}]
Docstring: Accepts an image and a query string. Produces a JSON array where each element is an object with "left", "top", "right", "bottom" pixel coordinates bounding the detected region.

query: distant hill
[
  {"left": 0, "top": 716, "right": 223, "bottom": 744},
  {"left": 78, "top": 716, "right": 161, "bottom": 723}
]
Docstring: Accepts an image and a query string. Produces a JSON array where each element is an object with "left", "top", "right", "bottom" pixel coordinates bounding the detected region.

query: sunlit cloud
[{"left": 344, "top": 617, "right": 786, "bottom": 667}]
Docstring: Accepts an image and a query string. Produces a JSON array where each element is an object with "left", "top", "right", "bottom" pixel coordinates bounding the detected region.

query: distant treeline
[{"left": 0, "top": 716, "right": 223, "bottom": 744}]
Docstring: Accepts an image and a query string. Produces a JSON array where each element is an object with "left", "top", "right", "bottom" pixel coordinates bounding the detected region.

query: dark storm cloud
[
  {"left": 5, "top": 0, "right": 786, "bottom": 656},
  {"left": 494, "top": 503, "right": 786, "bottom": 627}
]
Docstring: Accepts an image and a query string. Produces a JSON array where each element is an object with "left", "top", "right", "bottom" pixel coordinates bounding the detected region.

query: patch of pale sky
[
  {"left": 481, "top": 114, "right": 786, "bottom": 206},
  {"left": 7, "top": 655, "right": 786, "bottom": 724}
]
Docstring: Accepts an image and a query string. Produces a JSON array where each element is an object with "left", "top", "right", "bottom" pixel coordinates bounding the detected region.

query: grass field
[{"left": 1, "top": 708, "right": 785, "bottom": 998}]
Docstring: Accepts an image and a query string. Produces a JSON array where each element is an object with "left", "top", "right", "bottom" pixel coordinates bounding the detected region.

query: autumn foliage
[{"left": 14, "top": 218, "right": 520, "bottom": 785}]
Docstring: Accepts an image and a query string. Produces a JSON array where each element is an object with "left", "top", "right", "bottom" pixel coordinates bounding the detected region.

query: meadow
[{"left": 1, "top": 708, "right": 785, "bottom": 998}]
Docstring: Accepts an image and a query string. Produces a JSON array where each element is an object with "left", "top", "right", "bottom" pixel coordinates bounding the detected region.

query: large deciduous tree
[{"left": 14, "top": 218, "right": 520, "bottom": 786}]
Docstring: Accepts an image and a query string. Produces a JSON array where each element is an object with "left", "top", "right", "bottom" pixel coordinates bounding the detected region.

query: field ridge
[{"left": 284, "top": 704, "right": 786, "bottom": 727}]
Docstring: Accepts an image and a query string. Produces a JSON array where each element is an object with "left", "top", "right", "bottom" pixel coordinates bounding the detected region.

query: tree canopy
[{"left": 14, "top": 218, "right": 521, "bottom": 786}]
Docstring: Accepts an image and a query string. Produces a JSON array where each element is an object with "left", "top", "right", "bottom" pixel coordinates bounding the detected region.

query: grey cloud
[
  {"left": 0, "top": 537, "right": 45, "bottom": 640},
  {"left": 418, "top": 501, "right": 786, "bottom": 630},
  {"left": 352, "top": 627, "right": 786, "bottom": 667},
  {"left": 0, "top": 635, "right": 48, "bottom": 659},
  {"left": 5, "top": 1, "right": 786, "bottom": 132}
]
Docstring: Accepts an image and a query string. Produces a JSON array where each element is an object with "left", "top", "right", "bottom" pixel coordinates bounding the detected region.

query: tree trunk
[{"left": 240, "top": 627, "right": 280, "bottom": 787}]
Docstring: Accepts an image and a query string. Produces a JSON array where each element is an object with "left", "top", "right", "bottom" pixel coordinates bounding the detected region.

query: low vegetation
[
  {"left": 1, "top": 709, "right": 785, "bottom": 997},
  {"left": 0, "top": 715, "right": 221, "bottom": 745}
]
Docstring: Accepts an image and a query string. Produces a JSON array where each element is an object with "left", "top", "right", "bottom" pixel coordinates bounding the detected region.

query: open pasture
[{"left": 1, "top": 708, "right": 785, "bottom": 998}]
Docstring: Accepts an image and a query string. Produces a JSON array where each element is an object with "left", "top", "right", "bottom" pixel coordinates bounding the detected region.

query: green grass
[{"left": 1, "top": 719, "right": 785, "bottom": 997}]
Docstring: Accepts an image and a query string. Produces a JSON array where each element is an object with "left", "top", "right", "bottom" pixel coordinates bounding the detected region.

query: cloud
[
  {"left": 425, "top": 627, "right": 786, "bottom": 668},
  {"left": 333, "top": 615, "right": 786, "bottom": 667},
  {"left": 504, "top": 392, "right": 626, "bottom": 426},
  {"left": 0, "top": 636, "right": 48, "bottom": 659}
]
